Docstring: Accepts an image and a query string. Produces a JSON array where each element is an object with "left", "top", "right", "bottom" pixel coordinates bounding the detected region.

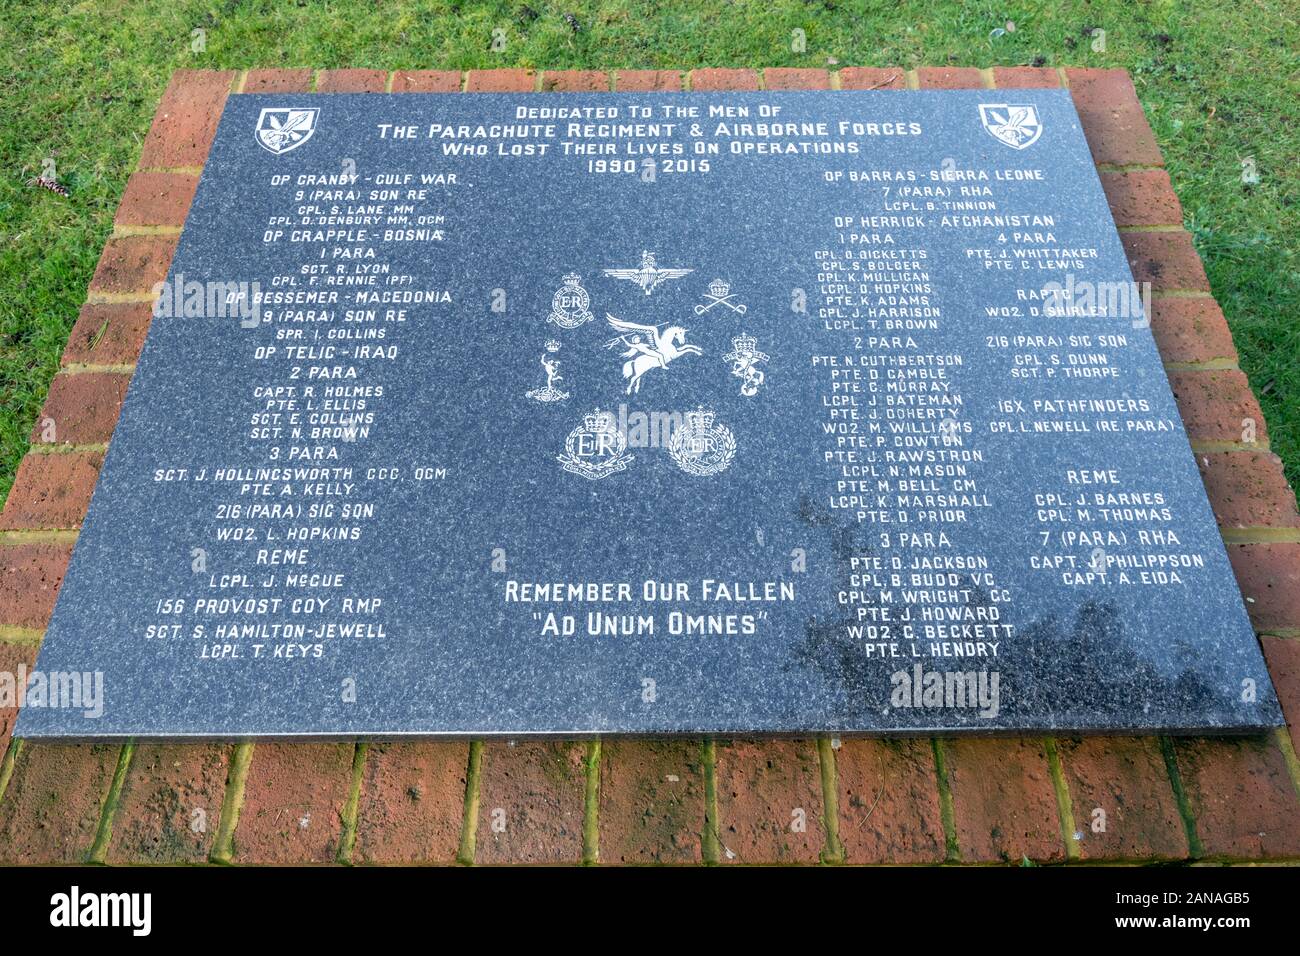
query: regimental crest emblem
[
  {"left": 255, "top": 108, "right": 320, "bottom": 155},
  {"left": 723, "top": 333, "right": 768, "bottom": 397},
  {"left": 604, "top": 313, "right": 702, "bottom": 395},
  {"left": 978, "top": 104, "right": 1042, "bottom": 150},
  {"left": 695, "top": 278, "right": 748, "bottom": 316},
  {"left": 526, "top": 340, "right": 570, "bottom": 403},
  {"left": 603, "top": 251, "right": 693, "bottom": 295},
  {"left": 668, "top": 408, "right": 736, "bottom": 477},
  {"left": 557, "top": 408, "right": 634, "bottom": 480},
  {"left": 547, "top": 273, "right": 594, "bottom": 329}
]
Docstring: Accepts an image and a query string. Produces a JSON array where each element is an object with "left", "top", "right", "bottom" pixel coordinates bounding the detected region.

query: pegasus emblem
[{"left": 603, "top": 313, "right": 702, "bottom": 394}]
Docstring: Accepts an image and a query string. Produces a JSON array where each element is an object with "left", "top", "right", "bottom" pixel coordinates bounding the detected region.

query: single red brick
[
  {"left": 1066, "top": 68, "right": 1163, "bottom": 167},
  {"left": 542, "top": 70, "right": 609, "bottom": 92},
  {"left": 0, "top": 542, "right": 71, "bottom": 629},
  {"left": 62, "top": 302, "right": 153, "bottom": 368},
  {"left": 1173, "top": 736, "right": 1300, "bottom": 858},
  {"left": 31, "top": 372, "right": 130, "bottom": 447},
  {"left": 598, "top": 740, "right": 705, "bottom": 864},
  {"left": 690, "top": 68, "right": 760, "bottom": 91},
  {"left": 392, "top": 70, "right": 461, "bottom": 93},
  {"left": 89, "top": 235, "right": 177, "bottom": 296},
  {"left": 106, "top": 743, "right": 229, "bottom": 864},
  {"left": 1056, "top": 737, "right": 1189, "bottom": 861},
  {"left": 115, "top": 172, "right": 199, "bottom": 228},
  {"left": 1197, "top": 451, "right": 1300, "bottom": 531},
  {"left": 1100, "top": 170, "right": 1183, "bottom": 227},
  {"left": 1122, "top": 231, "right": 1209, "bottom": 291},
  {"left": 232, "top": 742, "right": 354, "bottom": 864},
  {"left": 1227, "top": 543, "right": 1300, "bottom": 633},
  {"left": 837, "top": 67, "right": 905, "bottom": 90},
  {"left": 242, "top": 69, "right": 314, "bottom": 93},
  {"left": 476, "top": 741, "right": 585, "bottom": 864},
  {"left": 466, "top": 70, "right": 536, "bottom": 92},
  {"left": 0, "top": 452, "right": 103, "bottom": 531},
  {"left": 835, "top": 738, "right": 946, "bottom": 863},
  {"left": 1167, "top": 369, "right": 1268, "bottom": 445},
  {"left": 764, "top": 68, "right": 830, "bottom": 90},
  {"left": 316, "top": 69, "right": 388, "bottom": 93},
  {"left": 993, "top": 67, "right": 1060, "bottom": 89},
  {"left": 0, "top": 743, "right": 120, "bottom": 864},
  {"left": 918, "top": 67, "right": 985, "bottom": 89},
  {"left": 353, "top": 742, "right": 466, "bottom": 864},
  {"left": 943, "top": 738, "right": 1065, "bottom": 863},
  {"left": 615, "top": 70, "right": 683, "bottom": 92},
  {"left": 138, "top": 70, "right": 236, "bottom": 169},
  {"left": 713, "top": 740, "right": 823, "bottom": 863},
  {"left": 1149, "top": 297, "right": 1237, "bottom": 366},
  {"left": 0, "top": 643, "right": 37, "bottom": 761},
  {"left": 1261, "top": 637, "right": 1300, "bottom": 754}
]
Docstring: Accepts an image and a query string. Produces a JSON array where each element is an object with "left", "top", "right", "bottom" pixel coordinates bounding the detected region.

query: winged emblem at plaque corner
[
  {"left": 255, "top": 107, "right": 320, "bottom": 155},
  {"left": 978, "top": 103, "right": 1042, "bottom": 150}
]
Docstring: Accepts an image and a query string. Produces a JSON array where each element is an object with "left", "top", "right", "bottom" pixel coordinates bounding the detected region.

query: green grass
[{"left": 1, "top": 0, "right": 1297, "bottom": 500}]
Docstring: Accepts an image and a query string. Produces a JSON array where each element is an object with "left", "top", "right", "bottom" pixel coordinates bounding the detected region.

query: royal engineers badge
[
  {"left": 557, "top": 409, "right": 634, "bottom": 480},
  {"left": 547, "top": 273, "right": 595, "bottom": 329},
  {"left": 668, "top": 408, "right": 736, "bottom": 477}
]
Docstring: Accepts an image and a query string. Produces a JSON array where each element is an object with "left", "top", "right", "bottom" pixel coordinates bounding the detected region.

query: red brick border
[{"left": 1, "top": 66, "right": 1297, "bottom": 866}]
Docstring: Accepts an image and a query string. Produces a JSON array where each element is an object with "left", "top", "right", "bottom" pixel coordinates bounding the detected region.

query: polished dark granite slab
[{"left": 18, "top": 90, "right": 1281, "bottom": 737}]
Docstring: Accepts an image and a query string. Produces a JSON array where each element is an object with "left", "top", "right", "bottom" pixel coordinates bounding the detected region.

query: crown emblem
[
  {"left": 544, "top": 339, "right": 562, "bottom": 352},
  {"left": 669, "top": 408, "right": 735, "bottom": 477},
  {"left": 723, "top": 334, "right": 768, "bottom": 397},
  {"left": 694, "top": 277, "right": 747, "bottom": 316},
  {"left": 684, "top": 407, "right": 715, "bottom": 431},
  {"left": 585, "top": 408, "right": 618, "bottom": 433},
  {"left": 548, "top": 272, "right": 594, "bottom": 329},
  {"left": 558, "top": 408, "right": 633, "bottom": 480}
]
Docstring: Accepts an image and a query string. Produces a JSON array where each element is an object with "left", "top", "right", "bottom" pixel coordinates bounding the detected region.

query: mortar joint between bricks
[
  {"left": 210, "top": 741, "right": 254, "bottom": 864},
  {"left": 1219, "top": 527, "right": 1300, "bottom": 545},
  {"left": 0, "top": 739, "right": 24, "bottom": 806},
  {"left": 1043, "top": 738, "right": 1081, "bottom": 861},
  {"left": 87, "top": 741, "right": 135, "bottom": 864},
  {"left": 0, "top": 626, "right": 45, "bottom": 647},
  {"left": 582, "top": 739, "right": 601, "bottom": 865},
  {"left": 456, "top": 740, "right": 483, "bottom": 865},
  {"left": 28, "top": 443, "right": 111, "bottom": 455},
  {"left": 816, "top": 737, "right": 844, "bottom": 864},
  {"left": 112, "top": 225, "right": 182, "bottom": 238},
  {"left": 0, "top": 529, "right": 79, "bottom": 545},
  {"left": 1273, "top": 729, "right": 1300, "bottom": 801},
  {"left": 336, "top": 741, "right": 368, "bottom": 864},
  {"left": 135, "top": 166, "right": 205, "bottom": 176}
]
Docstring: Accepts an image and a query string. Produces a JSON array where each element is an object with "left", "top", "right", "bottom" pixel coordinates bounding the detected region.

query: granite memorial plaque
[{"left": 18, "top": 90, "right": 1282, "bottom": 738}]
